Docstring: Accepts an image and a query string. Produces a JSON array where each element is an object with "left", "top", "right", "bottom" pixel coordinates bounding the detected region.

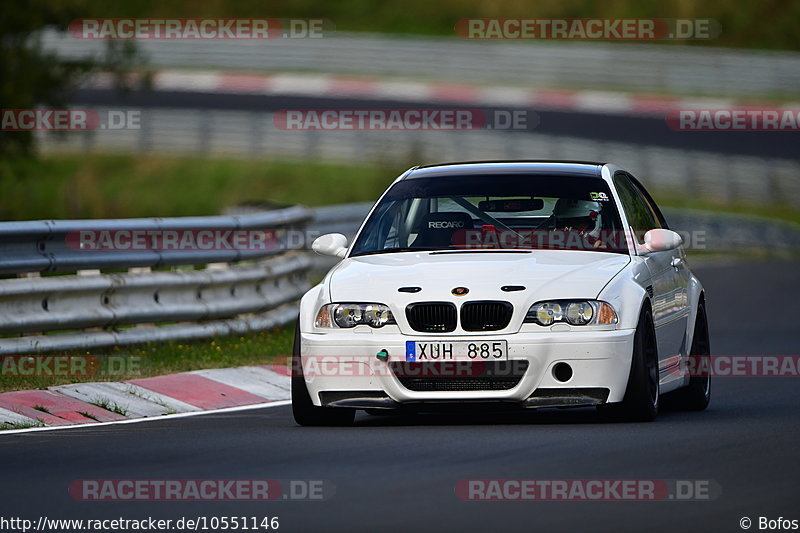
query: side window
[
  {"left": 613, "top": 173, "right": 656, "bottom": 244},
  {"left": 628, "top": 175, "right": 668, "bottom": 229}
]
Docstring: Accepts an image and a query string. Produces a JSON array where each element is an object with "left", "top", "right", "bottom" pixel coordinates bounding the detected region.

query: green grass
[
  {"left": 0, "top": 154, "right": 398, "bottom": 220},
  {"left": 3, "top": 153, "right": 798, "bottom": 223},
  {"left": 87, "top": 398, "right": 128, "bottom": 417},
  {"left": 0, "top": 327, "right": 294, "bottom": 393},
  {"left": 0, "top": 420, "right": 45, "bottom": 430},
  {"left": 655, "top": 192, "right": 800, "bottom": 226}
]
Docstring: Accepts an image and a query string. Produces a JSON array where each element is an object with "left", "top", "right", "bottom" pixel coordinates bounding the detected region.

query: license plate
[{"left": 406, "top": 340, "right": 508, "bottom": 362}]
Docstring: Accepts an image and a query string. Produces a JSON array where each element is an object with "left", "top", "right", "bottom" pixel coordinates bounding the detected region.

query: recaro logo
[{"left": 429, "top": 221, "right": 465, "bottom": 229}]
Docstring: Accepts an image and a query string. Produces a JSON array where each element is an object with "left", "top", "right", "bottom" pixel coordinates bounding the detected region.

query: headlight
[
  {"left": 525, "top": 300, "right": 617, "bottom": 326},
  {"left": 565, "top": 301, "right": 593, "bottom": 325},
  {"left": 315, "top": 303, "right": 395, "bottom": 329}
]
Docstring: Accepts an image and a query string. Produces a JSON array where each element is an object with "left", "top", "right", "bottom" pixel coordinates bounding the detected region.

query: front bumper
[{"left": 299, "top": 329, "right": 636, "bottom": 407}]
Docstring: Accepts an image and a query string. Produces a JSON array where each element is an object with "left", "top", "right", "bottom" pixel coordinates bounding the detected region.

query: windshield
[{"left": 350, "top": 174, "right": 628, "bottom": 256}]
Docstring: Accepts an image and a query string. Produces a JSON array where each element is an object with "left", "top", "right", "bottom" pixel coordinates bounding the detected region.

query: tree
[{"left": 0, "top": 0, "right": 143, "bottom": 156}]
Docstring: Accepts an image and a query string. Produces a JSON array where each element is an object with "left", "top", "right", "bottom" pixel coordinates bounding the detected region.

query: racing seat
[{"left": 413, "top": 212, "right": 474, "bottom": 248}]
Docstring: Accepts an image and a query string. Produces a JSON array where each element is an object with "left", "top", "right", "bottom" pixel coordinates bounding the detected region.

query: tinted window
[
  {"left": 613, "top": 173, "right": 657, "bottom": 244},
  {"left": 628, "top": 175, "right": 668, "bottom": 229},
  {"left": 351, "top": 174, "right": 628, "bottom": 256}
]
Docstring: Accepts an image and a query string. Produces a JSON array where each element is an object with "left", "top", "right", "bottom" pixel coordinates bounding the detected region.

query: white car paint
[{"left": 298, "top": 162, "right": 704, "bottom": 409}]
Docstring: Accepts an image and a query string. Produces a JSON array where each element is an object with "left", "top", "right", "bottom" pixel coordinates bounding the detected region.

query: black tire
[
  {"left": 662, "top": 301, "right": 711, "bottom": 411},
  {"left": 291, "top": 319, "right": 355, "bottom": 427},
  {"left": 599, "top": 304, "right": 660, "bottom": 422}
]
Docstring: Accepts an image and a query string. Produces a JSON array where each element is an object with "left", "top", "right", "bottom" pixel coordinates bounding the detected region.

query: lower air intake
[{"left": 391, "top": 360, "right": 529, "bottom": 391}]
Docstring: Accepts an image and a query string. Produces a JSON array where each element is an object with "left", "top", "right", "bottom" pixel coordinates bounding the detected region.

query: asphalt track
[
  {"left": 1, "top": 258, "right": 799, "bottom": 532},
  {"left": 72, "top": 88, "right": 799, "bottom": 159}
]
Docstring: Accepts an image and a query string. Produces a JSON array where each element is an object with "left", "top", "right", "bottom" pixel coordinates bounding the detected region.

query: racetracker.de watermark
[
  {"left": 1, "top": 109, "right": 140, "bottom": 131},
  {"left": 68, "top": 479, "right": 333, "bottom": 501},
  {"left": 67, "top": 228, "right": 304, "bottom": 252},
  {"left": 671, "top": 355, "right": 800, "bottom": 377},
  {"left": 666, "top": 109, "right": 800, "bottom": 131},
  {"left": 292, "top": 357, "right": 531, "bottom": 379},
  {"left": 456, "top": 479, "right": 720, "bottom": 501},
  {"left": 455, "top": 18, "right": 720, "bottom": 40},
  {"left": 292, "top": 355, "right": 800, "bottom": 380},
  {"left": 273, "top": 109, "right": 537, "bottom": 131},
  {"left": 448, "top": 228, "right": 707, "bottom": 251},
  {"left": 68, "top": 18, "right": 332, "bottom": 39},
  {"left": 67, "top": 228, "right": 709, "bottom": 253},
  {"left": 0, "top": 355, "right": 140, "bottom": 377}
]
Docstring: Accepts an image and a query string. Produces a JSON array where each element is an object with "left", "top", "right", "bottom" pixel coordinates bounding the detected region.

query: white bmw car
[{"left": 293, "top": 161, "right": 710, "bottom": 425}]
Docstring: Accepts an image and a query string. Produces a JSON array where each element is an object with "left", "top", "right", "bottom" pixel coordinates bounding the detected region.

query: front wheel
[
  {"left": 662, "top": 301, "right": 711, "bottom": 411},
  {"left": 291, "top": 320, "right": 355, "bottom": 427},
  {"left": 599, "top": 304, "right": 660, "bottom": 422}
]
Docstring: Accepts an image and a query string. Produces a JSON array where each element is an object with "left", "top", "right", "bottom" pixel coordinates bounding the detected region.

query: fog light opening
[{"left": 553, "top": 362, "right": 573, "bottom": 383}]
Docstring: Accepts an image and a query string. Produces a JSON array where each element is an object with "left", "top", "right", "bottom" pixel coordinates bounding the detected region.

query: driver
[{"left": 552, "top": 198, "right": 605, "bottom": 249}]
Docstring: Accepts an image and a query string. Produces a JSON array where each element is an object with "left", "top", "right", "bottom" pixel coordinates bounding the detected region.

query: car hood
[{"left": 328, "top": 250, "right": 629, "bottom": 305}]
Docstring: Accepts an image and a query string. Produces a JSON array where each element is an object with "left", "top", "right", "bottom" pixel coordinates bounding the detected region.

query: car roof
[{"left": 405, "top": 160, "right": 605, "bottom": 179}]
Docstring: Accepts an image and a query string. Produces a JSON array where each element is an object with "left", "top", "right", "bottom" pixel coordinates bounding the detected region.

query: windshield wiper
[
  {"left": 351, "top": 247, "right": 439, "bottom": 257},
  {"left": 429, "top": 249, "right": 532, "bottom": 254}
]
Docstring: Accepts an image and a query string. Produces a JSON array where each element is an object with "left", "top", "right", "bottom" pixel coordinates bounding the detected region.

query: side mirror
[
  {"left": 642, "top": 229, "right": 683, "bottom": 253},
  {"left": 312, "top": 233, "right": 348, "bottom": 258}
]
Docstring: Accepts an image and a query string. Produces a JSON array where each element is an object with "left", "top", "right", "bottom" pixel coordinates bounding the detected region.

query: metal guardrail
[
  {"left": 39, "top": 30, "right": 800, "bottom": 97},
  {"left": 0, "top": 205, "right": 310, "bottom": 275},
  {"left": 2, "top": 201, "right": 799, "bottom": 354},
  {"left": 0, "top": 207, "right": 312, "bottom": 355}
]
